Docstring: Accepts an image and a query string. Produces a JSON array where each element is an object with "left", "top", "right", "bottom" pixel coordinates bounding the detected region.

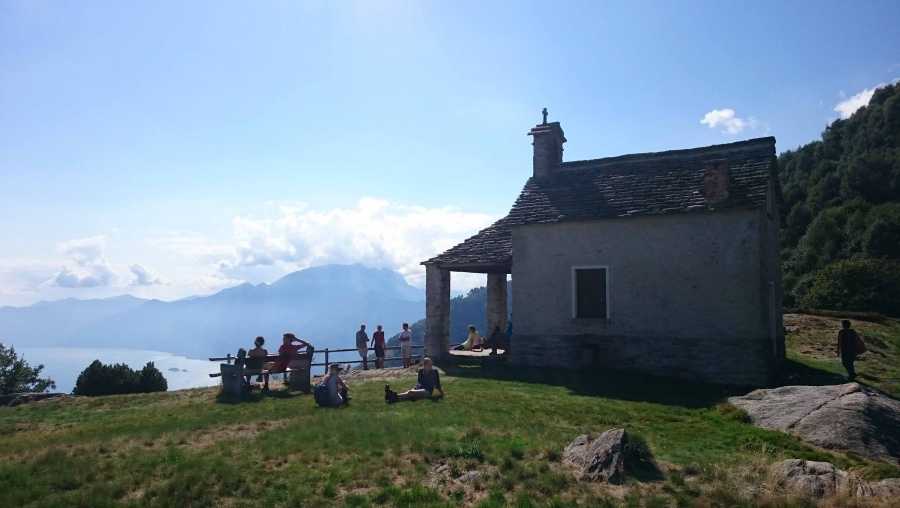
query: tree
[
  {"left": 778, "top": 83, "right": 900, "bottom": 306},
  {"left": 0, "top": 343, "right": 56, "bottom": 395},
  {"left": 73, "top": 360, "right": 167, "bottom": 396},
  {"left": 799, "top": 259, "right": 900, "bottom": 316},
  {"left": 138, "top": 362, "right": 168, "bottom": 392}
]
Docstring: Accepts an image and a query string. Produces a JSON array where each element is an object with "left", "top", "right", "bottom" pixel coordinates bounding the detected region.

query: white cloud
[
  {"left": 51, "top": 236, "right": 116, "bottom": 288},
  {"left": 700, "top": 108, "right": 758, "bottom": 135},
  {"left": 215, "top": 198, "right": 497, "bottom": 288},
  {"left": 834, "top": 83, "right": 887, "bottom": 120},
  {"left": 129, "top": 264, "right": 161, "bottom": 286}
]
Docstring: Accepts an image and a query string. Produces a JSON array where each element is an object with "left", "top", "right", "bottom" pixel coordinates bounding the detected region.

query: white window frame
[{"left": 571, "top": 265, "right": 610, "bottom": 320}]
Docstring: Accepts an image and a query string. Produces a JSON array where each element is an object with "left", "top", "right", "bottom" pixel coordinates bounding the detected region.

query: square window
[{"left": 574, "top": 268, "right": 608, "bottom": 319}]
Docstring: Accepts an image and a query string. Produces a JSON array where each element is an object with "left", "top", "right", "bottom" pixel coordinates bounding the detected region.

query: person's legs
[
  {"left": 842, "top": 355, "right": 856, "bottom": 380},
  {"left": 359, "top": 348, "right": 368, "bottom": 370},
  {"left": 262, "top": 373, "right": 270, "bottom": 391},
  {"left": 396, "top": 388, "right": 430, "bottom": 401}
]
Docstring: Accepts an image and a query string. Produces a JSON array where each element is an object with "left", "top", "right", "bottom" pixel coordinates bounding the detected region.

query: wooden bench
[{"left": 210, "top": 351, "right": 312, "bottom": 398}]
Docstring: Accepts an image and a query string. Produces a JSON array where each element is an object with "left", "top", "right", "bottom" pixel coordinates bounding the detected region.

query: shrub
[
  {"left": 0, "top": 343, "right": 55, "bottom": 394},
  {"left": 73, "top": 360, "right": 167, "bottom": 396},
  {"left": 799, "top": 259, "right": 900, "bottom": 316}
]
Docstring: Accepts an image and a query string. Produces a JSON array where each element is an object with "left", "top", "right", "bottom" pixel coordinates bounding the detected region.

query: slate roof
[{"left": 424, "top": 137, "right": 776, "bottom": 272}]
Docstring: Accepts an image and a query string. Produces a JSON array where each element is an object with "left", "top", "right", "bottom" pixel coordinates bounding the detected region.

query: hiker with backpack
[{"left": 837, "top": 319, "right": 866, "bottom": 381}]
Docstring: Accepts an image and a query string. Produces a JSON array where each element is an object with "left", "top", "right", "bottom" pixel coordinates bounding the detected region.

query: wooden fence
[{"left": 209, "top": 344, "right": 434, "bottom": 375}]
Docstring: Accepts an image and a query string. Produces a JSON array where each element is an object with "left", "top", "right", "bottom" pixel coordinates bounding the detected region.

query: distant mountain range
[{"left": 0, "top": 264, "right": 425, "bottom": 358}]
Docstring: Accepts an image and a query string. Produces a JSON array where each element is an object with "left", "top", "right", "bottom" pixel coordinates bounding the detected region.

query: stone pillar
[
  {"left": 425, "top": 265, "right": 450, "bottom": 360},
  {"left": 485, "top": 273, "right": 508, "bottom": 338}
]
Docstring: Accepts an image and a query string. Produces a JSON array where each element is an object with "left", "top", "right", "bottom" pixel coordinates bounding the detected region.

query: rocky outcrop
[
  {"left": 769, "top": 459, "right": 852, "bottom": 498},
  {"left": 0, "top": 392, "right": 70, "bottom": 407},
  {"left": 728, "top": 383, "right": 900, "bottom": 464},
  {"left": 563, "top": 428, "right": 627, "bottom": 483},
  {"left": 769, "top": 459, "right": 900, "bottom": 500}
]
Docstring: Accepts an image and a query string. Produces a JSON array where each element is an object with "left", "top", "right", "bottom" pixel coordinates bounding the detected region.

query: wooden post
[{"left": 324, "top": 349, "right": 330, "bottom": 375}]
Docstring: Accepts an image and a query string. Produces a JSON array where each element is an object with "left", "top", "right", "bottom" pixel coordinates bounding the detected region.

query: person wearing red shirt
[
  {"left": 372, "top": 325, "right": 386, "bottom": 369},
  {"left": 277, "top": 332, "right": 312, "bottom": 372}
]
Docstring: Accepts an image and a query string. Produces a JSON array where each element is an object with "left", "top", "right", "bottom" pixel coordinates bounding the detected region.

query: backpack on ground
[{"left": 313, "top": 382, "right": 330, "bottom": 407}]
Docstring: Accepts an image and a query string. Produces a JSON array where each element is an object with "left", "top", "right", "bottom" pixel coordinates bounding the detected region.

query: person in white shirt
[{"left": 398, "top": 322, "right": 413, "bottom": 368}]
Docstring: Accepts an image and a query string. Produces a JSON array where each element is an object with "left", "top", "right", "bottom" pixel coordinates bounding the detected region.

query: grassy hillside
[
  {"left": 3, "top": 332, "right": 900, "bottom": 508},
  {"left": 784, "top": 312, "right": 900, "bottom": 398}
]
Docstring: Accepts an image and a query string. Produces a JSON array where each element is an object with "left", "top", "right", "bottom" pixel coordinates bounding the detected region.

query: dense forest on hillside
[{"left": 778, "top": 83, "right": 900, "bottom": 315}]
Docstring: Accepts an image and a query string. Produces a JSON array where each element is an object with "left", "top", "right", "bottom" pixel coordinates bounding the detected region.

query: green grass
[
  {"left": 784, "top": 313, "right": 900, "bottom": 398},
  {"left": 2, "top": 358, "right": 897, "bottom": 507}
]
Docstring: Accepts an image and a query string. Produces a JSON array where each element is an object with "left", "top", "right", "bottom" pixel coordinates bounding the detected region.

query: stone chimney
[
  {"left": 528, "top": 108, "right": 566, "bottom": 178},
  {"left": 703, "top": 160, "right": 730, "bottom": 204}
]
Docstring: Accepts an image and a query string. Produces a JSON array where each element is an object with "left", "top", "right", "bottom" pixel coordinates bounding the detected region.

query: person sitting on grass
[
  {"left": 245, "top": 336, "right": 270, "bottom": 392},
  {"left": 321, "top": 364, "right": 349, "bottom": 406},
  {"left": 483, "top": 325, "right": 506, "bottom": 356},
  {"left": 453, "top": 325, "right": 483, "bottom": 351},
  {"left": 384, "top": 357, "right": 443, "bottom": 403}
]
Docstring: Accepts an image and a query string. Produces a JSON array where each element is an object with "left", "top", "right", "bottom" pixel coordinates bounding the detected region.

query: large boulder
[
  {"left": 770, "top": 459, "right": 900, "bottom": 500},
  {"left": 769, "top": 459, "right": 851, "bottom": 498},
  {"left": 728, "top": 383, "right": 900, "bottom": 464},
  {"left": 563, "top": 428, "right": 627, "bottom": 483}
]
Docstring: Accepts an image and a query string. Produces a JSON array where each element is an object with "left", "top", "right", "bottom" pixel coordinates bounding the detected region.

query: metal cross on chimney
[{"left": 542, "top": 107, "right": 548, "bottom": 124}]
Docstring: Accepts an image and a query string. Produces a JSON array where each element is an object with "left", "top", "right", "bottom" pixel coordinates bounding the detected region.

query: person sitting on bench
[
  {"left": 483, "top": 326, "right": 506, "bottom": 355},
  {"left": 453, "top": 325, "right": 483, "bottom": 351},
  {"left": 385, "top": 357, "right": 443, "bottom": 403},
  {"left": 244, "top": 336, "right": 270, "bottom": 391},
  {"left": 277, "top": 332, "right": 312, "bottom": 373}
]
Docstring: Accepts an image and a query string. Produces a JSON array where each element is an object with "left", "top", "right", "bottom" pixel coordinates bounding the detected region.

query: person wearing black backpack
[{"left": 837, "top": 320, "right": 864, "bottom": 381}]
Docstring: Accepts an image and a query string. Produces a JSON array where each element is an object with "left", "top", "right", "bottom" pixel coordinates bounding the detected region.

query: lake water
[{"left": 17, "top": 347, "right": 221, "bottom": 393}]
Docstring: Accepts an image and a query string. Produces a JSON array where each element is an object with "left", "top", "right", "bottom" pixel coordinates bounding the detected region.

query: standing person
[
  {"left": 399, "top": 322, "right": 413, "bottom": 368},
  {"left": 356, "top": 324, "right": 369, "bottom": 370},
  {"left": 372, "top": 325, "right": 386, "bottom": 369},
  {"left": 837, "top": 320, "right": 863, "bottom": 381}
]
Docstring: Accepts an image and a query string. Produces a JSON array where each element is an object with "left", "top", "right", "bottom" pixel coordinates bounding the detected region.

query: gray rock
[
  {"left": 563, "top": 428, "right": 627, "bottom": 483},
  {"left": 769, "top": 459, "right": 850, "bottom": 498},
  {"left": 456, "top": 470, "right": 482, "bottom": 483},
  {"left": 728, "top": 383, "right": 900, "bottom": 464},
  {"left": 771, "top": 459, "right": 900, "bottom": 500},
  {"left": 865, "top": 478, "right": 900, "bottom": 497}
]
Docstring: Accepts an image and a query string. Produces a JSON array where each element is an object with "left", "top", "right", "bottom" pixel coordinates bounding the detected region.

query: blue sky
[{"left": 1, "top": 0, "right": 899, "bottom": 306}]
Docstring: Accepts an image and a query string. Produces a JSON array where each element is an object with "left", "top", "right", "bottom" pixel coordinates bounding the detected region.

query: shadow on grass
[
  {"left": 625, "top": 433, "right": 665, "bottom": 482},
  {"left": 214, "top": 387, "right": 305, "bottom": 405},
  {"left": 780, "top": 358, "right": 850, "bottom": 387},
  {"left": 439, "top": 361, "right": 740, "bottom": 409},
  {"left": 441, "top": 357, "right": 871, "bottom": 408}
]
